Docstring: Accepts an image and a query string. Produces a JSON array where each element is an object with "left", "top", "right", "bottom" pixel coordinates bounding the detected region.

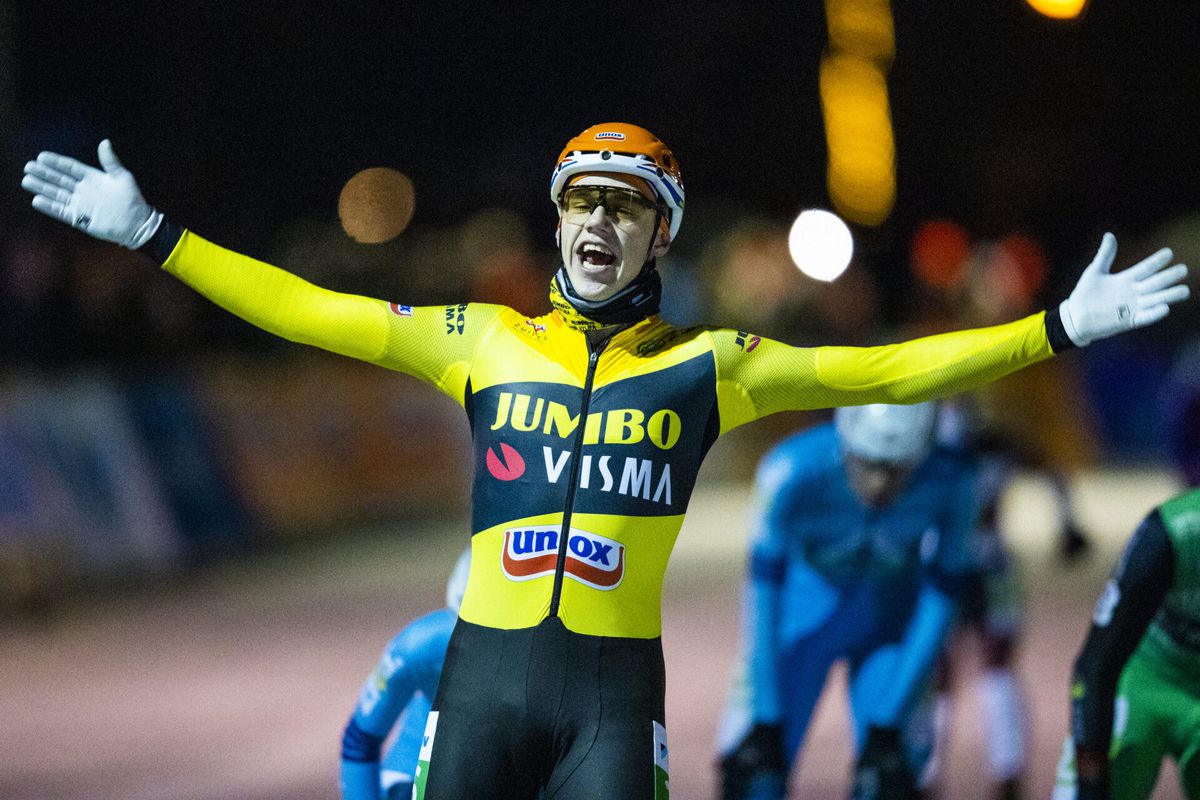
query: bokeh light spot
[
  {"left": 338, "top": 167, "right": 416, "bottom": 244},
  {"left": 788, "top": 209, "right": 854, "bottom": 283},
  {"left": 911, "top": 220, "right": 971, "bottom": 289},
  {"left": 1025, "top": 0, "right": 1088, "bottom": 20}
]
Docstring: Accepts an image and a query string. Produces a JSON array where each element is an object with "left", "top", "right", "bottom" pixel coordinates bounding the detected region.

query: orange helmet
[{"left": 550, "top": 122, "right": 685, "bottom": 241}]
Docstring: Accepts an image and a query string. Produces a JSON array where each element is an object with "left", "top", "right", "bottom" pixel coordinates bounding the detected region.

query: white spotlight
[{"left": 788, "top": 209, "right": 854, "bottom": 282}]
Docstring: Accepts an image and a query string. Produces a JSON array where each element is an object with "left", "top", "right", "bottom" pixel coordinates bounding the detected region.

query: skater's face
[
  {"left": 558, "top": 174, "right": 670, "bottom": 301},
  {"left": 844, "top": 454, "right": 915, "bottom": 509}
]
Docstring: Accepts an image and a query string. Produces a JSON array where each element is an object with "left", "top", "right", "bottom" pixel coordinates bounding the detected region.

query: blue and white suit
[
  {"left": 716, "top": 422, "right": 980, "bottom": 787},
  {"left": 341, "top": 608, "right": 456, "bottom": 800}
]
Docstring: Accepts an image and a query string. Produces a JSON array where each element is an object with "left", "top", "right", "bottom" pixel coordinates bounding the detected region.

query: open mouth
[{"left": 578, "top": 243, "right": 617, "bottom": 268}]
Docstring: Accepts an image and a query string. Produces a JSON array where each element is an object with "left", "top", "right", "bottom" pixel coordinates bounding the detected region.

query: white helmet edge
[{"left": 834, "top": 402, "right": 938, "bottom": 466}]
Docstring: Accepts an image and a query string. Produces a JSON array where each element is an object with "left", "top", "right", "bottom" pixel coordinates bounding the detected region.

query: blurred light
[
  {"left": 788, "top": 209, "right": 854, "bottom": 282},
  {"left": 966, "top": 234, "right": 1051, "bottom": 321},
  {"left": 1025, "top": 0, "right": 1088, "bottom": 20},
  {"left": 820, "top": 53, "right": 896, "bottom": 226},
  {"left": 910, "top": 220, "right": 971, "bottom": 289},
  {"left": 994, "top": 233, "right": 1048, "bottom": 302},
  {"left": 338, "top": 167, "right": 415, "bottom": 244},
  {"left": 709, "top": 222, "right": 814, "bottom": 329},
  {"left": 825, "top": 0, "right": 894, "bottom": 61}
]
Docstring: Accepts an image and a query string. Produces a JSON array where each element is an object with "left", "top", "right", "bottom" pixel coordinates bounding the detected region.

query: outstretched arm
[
  {"left": 1068, "top": 510, "right": 1173, "bottom": 799},
  {"left": 22, "top": 141, "right": 496, "bottom": 403},
  {"left": 711, "top": 236, "right": 1188, "bottom": 432}
]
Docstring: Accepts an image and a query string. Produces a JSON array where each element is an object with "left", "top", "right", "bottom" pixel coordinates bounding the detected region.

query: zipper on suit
[{"left": 548, "top": 328, "right": 616, "bottom": 618}]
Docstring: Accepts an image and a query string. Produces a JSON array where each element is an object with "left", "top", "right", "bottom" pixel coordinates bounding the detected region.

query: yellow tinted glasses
[{"left": 560, "top": 185, "right": 661, "bottom": 228}]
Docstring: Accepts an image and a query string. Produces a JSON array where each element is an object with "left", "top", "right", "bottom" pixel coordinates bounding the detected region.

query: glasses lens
[
  {"left": 562, "top": 187, "right": 602, "bottom": 220},
  {"left": 561, "top": 186, "right": 657, "bottom": 226}
]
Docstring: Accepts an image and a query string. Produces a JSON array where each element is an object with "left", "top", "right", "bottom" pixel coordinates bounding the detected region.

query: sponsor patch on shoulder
[
  {"left": 389, "top": 302, "right": 414, "bottom": 317},
  {"left": 734, "top": 330, "right": 761, "bottom": 352}
]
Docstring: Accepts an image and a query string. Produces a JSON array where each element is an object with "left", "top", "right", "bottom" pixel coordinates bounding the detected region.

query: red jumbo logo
[
  {"left": 486, "top": 443, "right": 526, "bottom": 481},
  {"left": 501, "top": 526, "right": 625, "bottom": 590}
]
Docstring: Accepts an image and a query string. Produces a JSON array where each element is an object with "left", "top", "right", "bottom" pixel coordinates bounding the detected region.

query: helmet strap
[{"left": 641, "top": 207, "right": 665, "bottom": 273}]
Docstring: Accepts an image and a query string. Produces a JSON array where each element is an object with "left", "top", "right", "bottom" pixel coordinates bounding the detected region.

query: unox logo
[
  {"left": 486, "top": 443, "right": 525, "bottom": 481},
  {"left": 502, "top": 526, "right": 625, "bottom": 590},
  {"left": 388, "top": 302, "right": 414, "bottom": 317},
  {"left": 595, "top": 131, "right": 626, "bottom": 141}
]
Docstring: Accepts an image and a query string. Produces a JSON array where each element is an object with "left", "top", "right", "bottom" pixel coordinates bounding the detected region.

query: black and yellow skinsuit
[{"left": 145, "top": 222, "right": 1068, "bottom": 799}]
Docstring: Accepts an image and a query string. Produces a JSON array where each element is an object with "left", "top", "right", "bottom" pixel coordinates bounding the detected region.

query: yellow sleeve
[
  {"left": 711, "top": 312, "right": 1055, "bottom": 433},
  {"left": 161, "top": 230, "right": 502, "bottom": 405}
]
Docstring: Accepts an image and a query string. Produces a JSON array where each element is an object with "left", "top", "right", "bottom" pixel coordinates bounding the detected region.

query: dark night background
[{"left": 4, "top": 1, "right": 1198, "bottom": 284}]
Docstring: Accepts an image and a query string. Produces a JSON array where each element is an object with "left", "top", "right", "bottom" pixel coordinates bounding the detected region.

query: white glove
[
  {"left": 1059, "top": 232, "right": 1189, "bottom": 346},
  {"left": 21, "top": 139, "right": 163, "bottom": 250}
]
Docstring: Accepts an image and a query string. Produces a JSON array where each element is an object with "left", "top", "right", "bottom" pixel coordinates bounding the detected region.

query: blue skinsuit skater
[
  {"left": 715, "top": 403, "right": 980, "bottom": 800},
  {"left": 340, "top": 550, "right": 471, "bottom": 800}
]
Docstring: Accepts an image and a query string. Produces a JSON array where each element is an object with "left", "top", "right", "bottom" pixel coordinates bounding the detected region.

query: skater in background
[
  {"left": 341, "top": 550, "right": 470, "bottom": 800},
  {"left": 716, "top": 402, "right": 978, "bottom": 800},
  {"left": 924, "top": 397, "right": 1094, "bottom": 799},
  {"left": 1053, "top": 488, "right": 1200, "bottom": 799}
]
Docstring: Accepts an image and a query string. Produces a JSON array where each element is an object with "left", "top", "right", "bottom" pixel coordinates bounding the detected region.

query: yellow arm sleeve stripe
[
  {"left": 162, "top": 230, "right": 501, "bottom": 404},
  {"left": 713, "top": 312, "right": 1054, "bottom": 431},
  {"left": 812, "top": 312, "right": 1053, "bottom": 399}
]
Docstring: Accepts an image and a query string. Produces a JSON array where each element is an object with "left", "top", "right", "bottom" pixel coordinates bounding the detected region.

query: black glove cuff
[
  {"left": 138, "top": 217, "right": 185, "bottom": 265},
  {"left": 1045, "top": 305, "right": 1077, "bottom": 353},
  {"left": 864, "top": 725, "right": 902, "bottom": 748}
]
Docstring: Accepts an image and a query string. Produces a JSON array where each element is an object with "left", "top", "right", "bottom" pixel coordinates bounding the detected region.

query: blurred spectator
[
  {"left": 702, "top": 220, "right": 814, "bottom": 338},
  {"left": 806, "top": 264, "right": 881, "bottom": 346},
  {"left": 1162, "top": 336, "right": 1200, "bottom": 487},
  {"left": 0, "top": 224, "right": 74, "bottom": 366},
  {"left": 462, "top": 208, "right": 548, "bottom": 316},
  {"left": 909, "top": 230, "right": 1100, "bottom": 473}
]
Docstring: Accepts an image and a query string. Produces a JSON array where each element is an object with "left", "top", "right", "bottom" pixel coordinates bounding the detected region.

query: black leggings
[{"left": 418, "top": 617, "right": 669, "bottom": 799}]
